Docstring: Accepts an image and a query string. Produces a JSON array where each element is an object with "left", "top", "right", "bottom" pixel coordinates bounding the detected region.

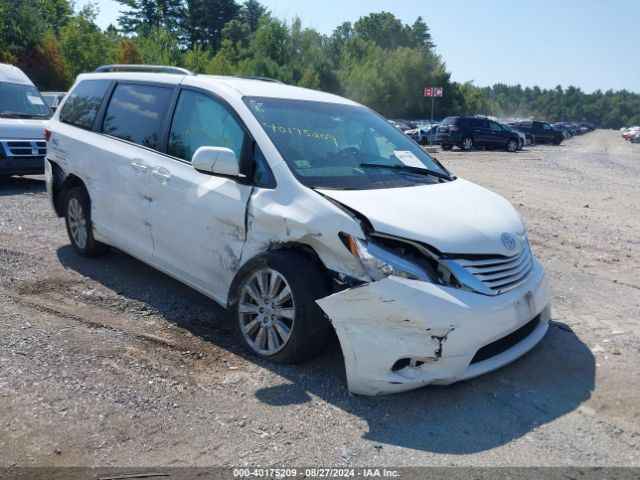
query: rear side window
[
  {"left": 102, "top": 83, "right": 173, "bottom": 150},
  {"left": 59, "top": 80, "right": 111, "bottom": 130}
]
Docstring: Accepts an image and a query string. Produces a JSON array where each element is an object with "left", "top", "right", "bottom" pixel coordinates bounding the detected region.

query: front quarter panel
[{"left": 238, "top": 161, "right": 370, "bottom": 286}]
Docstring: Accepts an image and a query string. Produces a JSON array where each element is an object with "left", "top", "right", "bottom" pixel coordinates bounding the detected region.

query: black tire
[
  {"left": 419, "top": 137, "right": 428, "bottom": 145},
  {"left": 553, "top": 137, "right": 563, "bottom": 145},
  {"left": 441, "top": 144, "right": 453, "bottom": 151},
  {"left": 64, "top": 187, "right": 110, "bottom": 257},
  {"left": 228, "top": 250, "right": 332, "bottom": 364},
  {"left": 460, "top": 136, "right": 474, "bottom": 151},
  {"left": 506, "top": 139, "right": 519, "bottom": 152}
]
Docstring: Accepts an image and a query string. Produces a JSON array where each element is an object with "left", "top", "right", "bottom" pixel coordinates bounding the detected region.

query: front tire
[
  {"left": 506, "top": 139, "right": 519, "bottom": 152},
  {"left": 441, "top": 144, "right": 453, "bottom": 151},
  {"left": 229, "top": 251, "right": 332, "bottom": 364},
  {"left": 64, "top": 187, "right": 110, "bottom": 257}
]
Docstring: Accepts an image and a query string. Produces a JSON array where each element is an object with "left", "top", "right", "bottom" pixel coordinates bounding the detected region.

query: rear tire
[
  {"left": 229, "top": 251, "right": 332, "bottom": 364},
  {"left": 461, "top": 136, "right": 474, "bottom": 151},
  {"left": 64, "top": 187, "right": 110, "bottom": 257},
  {"left": 441, "top": 144, "right": 453, "bottom": 151}
]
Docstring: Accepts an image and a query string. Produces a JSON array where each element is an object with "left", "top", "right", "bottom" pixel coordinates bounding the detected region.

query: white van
[
  {"left": 0, "top": 63, "right": 51, "bottom": 178},
  {"left": 45, "top": 65, "right": 550, "bottom": 395}
]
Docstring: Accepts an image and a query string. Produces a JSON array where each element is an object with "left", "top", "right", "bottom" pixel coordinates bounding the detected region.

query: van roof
[
  {"left": 76, "top": 68, "right": 358, "bottom": 106},
  {"left": 0, "top": 63, "right": 35, "bottom": 86}
]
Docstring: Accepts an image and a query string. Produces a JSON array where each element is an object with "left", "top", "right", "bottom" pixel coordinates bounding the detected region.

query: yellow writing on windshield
[{"left": 263, "top": 123, "right": 339, "bottom": 147}]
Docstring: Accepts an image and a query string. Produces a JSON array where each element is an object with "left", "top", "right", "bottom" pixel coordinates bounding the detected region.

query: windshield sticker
[
  {"left": 294, "top": 159, "right": 312, "bottom": 169},
  {"left": 26, "top": 95, "right": 45, "bottom": 106},
  {"left": 393, "top": 150, "right": 426, "bottom": 169},
  {"left": 263, "top": 123, "right": 339, "bottom": 147}
]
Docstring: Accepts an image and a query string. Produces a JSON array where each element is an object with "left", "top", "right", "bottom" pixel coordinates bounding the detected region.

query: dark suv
[
  {"left": 436, "top": 116, "right": 521, "bottom": 152},
  {"left": 510, "top": 120, "right": 563, "bottom": 145}
]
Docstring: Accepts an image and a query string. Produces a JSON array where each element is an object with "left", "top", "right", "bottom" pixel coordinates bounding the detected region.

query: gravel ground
[{"left": 0, "top": 129, "right": 638, "bottom": 467}]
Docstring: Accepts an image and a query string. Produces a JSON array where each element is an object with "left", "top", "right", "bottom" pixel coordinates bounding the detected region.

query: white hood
[
  {"left": 0, "top": 118, "right": 48, "bottom": 139},
  {"left": 318, "top": 179, "right": 526, "bottom": 256}
]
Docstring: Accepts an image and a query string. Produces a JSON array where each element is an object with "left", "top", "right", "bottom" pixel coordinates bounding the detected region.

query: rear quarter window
[{"left": 59, "top": 80, "right": 111, "bottom": 130}]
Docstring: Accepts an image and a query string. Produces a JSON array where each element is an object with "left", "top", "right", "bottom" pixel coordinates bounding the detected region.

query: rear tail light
[
  {"left": 449, "top": 126, "right": 459, "bottom": 132},
  {"left": 44, "top": 128, "right": 52, "bottom": 142}
]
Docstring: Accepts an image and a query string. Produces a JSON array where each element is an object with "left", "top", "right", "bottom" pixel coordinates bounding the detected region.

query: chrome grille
[
  {"left": 443, "top": 244, "right": 534, "bottom": 295},
  {"left": 1, "top": 140, "right": 46, "bottom": 157},
  {"left": 455, "top": 245, "right": 533, "bottom": 294}
]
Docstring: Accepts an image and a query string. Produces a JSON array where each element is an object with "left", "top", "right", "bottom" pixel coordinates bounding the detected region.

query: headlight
[{"left": 340, "top": 233, "right": 450, "bottom": 284}]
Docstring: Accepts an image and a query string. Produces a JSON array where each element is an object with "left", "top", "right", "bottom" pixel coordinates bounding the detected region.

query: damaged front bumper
[{"left": 317, "top": 258, "right": 550, "bottom": 395}]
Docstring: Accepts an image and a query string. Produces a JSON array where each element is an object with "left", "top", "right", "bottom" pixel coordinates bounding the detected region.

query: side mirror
[{"left": 191, "top": 146, "right": 241, "bottom": 177}]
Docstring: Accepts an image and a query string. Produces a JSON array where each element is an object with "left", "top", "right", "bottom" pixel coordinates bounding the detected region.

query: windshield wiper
[
  {"left": 358, "top": 162, "right": 455, "bottom": 182},
  {"left": 0, "top": 111, "right": 49, "bottom": 119}
]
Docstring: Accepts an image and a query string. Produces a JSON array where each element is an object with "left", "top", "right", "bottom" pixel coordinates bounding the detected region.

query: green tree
[
  {"left": 60, "top": 4, "right": 116, "bottom": 78},
  {"left": 41, "top": 0, "right": 73, "bottom": 38},
  {"left": 116, "top": 0, "right": 184, "bottom": 36},
  {"left": 183, "top": 43, "right": 210, "bottom": 72},
  {"left": 240, "top": 0, "right": 268, "bottom": 32},
  {"left": 0, "top": 0, "right": 46, "bottom": 57},
  {"left": 352, "top": 12, "right": 413, "bottom": 50},
  {"left": 134, "top": 26, "right": 181, "bottom": 64},
  {"left": 184, "top": 0, "right": 240, "bottom": 50}
]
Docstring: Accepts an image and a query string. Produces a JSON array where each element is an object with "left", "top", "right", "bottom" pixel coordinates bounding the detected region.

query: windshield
[
  {"left": 244, "top": 97, "right": 451, "bottom": 190},
  {"left": 0, "top": 83, "right": 52, "bottom": 118}
]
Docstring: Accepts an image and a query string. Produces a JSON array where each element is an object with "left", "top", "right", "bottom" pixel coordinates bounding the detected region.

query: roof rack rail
[
  {"left": 94, "top": 64, "right": 195, "bottom": 75},
  {"left": 243, "top": 76, "right": 283, "bottom": 84}
]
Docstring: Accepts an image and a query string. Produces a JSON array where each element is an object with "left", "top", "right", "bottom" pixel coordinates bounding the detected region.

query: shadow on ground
[
  {"left": 0, "top": 176, "right": 45, "bottom": 196},
  {"left": 57, "top": 245, "right": 595, "bottom": 455}
]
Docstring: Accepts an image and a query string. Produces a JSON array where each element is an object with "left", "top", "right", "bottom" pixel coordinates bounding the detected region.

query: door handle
[
  {"left": 131, "top": 160, "right": 149, "bottom": 173},
  {"left": 151, "top": 168, "right": 171, "bottom": 183}
]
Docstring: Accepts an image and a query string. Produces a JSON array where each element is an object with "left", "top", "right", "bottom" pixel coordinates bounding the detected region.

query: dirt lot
[{"left": 1, "top": 129, "right": 639, "bottom": 467}]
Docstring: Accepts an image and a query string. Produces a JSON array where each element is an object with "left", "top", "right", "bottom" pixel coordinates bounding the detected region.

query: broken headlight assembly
[{"left": 339, "top": 232, "right": 460, "bottom": 287}]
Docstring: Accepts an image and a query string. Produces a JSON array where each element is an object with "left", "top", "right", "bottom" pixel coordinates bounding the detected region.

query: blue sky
[{"left": 89, "top": 0, "right": 640, "bottom": 93}]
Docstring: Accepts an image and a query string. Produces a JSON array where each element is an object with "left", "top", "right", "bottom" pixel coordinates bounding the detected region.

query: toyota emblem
[{"left": 501, "top": 233, "right": 517, "bottom": 251}]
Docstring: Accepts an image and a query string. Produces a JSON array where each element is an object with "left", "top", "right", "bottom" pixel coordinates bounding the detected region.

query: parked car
[
  {"left": 45, "top": 64, "right": 550, "bottom": 396},
  {"left": 389, "top": 119, "right": 412, "bottom": 131},
  {"left": 501, "top": 123, "right": 526, "bottom": 150},
  {"left": 0, "top": 63, "right": 51, "bottom": 178},
  {"left": 623, "top": 127, "right": 640, "bottom": 141},
  {"left": 406, "top": 125, "right": 439, "bottom": 145},
  {"left": 510, "top": 120, "right": 564, "bottom": 145},
  {"left": 437, "top": 116, "right": 521, "bottom": 152},
  {"left": 41, "top": 91, "right": 66, "bottom": 112},
  {"left": 552, "top": 123, "right": 572, "bottom": 139}
]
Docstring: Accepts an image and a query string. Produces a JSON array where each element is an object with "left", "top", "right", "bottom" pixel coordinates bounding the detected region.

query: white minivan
[
  {"left": 45, "top": 65, "right": 550, "bottom": 395},
  {"left": 0, "top": 63, "right": 51, "bottom": 178}
]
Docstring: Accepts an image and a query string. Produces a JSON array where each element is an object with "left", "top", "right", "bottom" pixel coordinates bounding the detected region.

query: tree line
[{"left": 1, "top": 0, "right": 638, "bottom": 128}]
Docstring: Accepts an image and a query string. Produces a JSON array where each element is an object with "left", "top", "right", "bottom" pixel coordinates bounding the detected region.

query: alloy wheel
[
  {"left": 238, "top": 268, "right": 295, "bottom": 355},
  {"left": 67, "top": 198, "right": 88, "bottom": 249}
]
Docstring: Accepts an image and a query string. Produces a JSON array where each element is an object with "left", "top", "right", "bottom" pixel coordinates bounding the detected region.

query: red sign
[{"left": 424, "top": 87, "right": 443, "bottom": 97}]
